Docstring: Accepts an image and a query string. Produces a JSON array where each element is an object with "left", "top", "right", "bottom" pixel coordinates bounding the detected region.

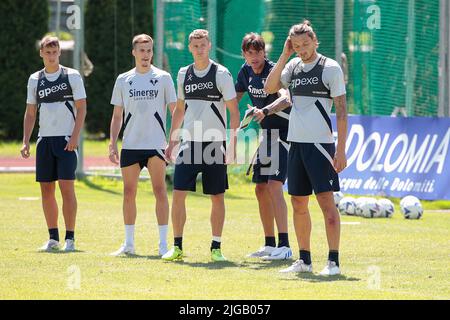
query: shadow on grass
[
  {"left": 114, "top": 254, "right": 161, "bottom": 260},
  {"left": 282, "top": 273, "right": 361, "bottom": 283},
  {"left": 113, "top": 254, "right": 240, "bottom": 269},
  {"left": 79, "top": 177, "right": 122, "bottom": 196},
  {"left": 180, "top": 260, "right": 240, "bottom": 270},
  {"left": 37, "top": 249, "right": 86, "bottom": 254},
  {"left": 238, "top": 260, "right": 293, "bottom": 270}
]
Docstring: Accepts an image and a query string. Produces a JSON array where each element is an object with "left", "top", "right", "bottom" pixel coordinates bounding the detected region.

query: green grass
[{"left": 0, "top": 173, "right": 449, "bottom": 300}]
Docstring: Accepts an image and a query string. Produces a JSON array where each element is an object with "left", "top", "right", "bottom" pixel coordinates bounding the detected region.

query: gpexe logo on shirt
[
  {"left": 185, "top": 81, "right": 214, "bottom": 94},
  {"left": 38, "top": 83, "right": 69, "bottom": 99},
  {"left": 291, "top": 76, "right": 319, "bottom": 88}
]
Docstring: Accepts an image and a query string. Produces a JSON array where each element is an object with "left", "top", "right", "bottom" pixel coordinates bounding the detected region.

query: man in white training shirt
[
  {"left": 163, "top": 29, "right": 240, "bottom": 262},
  {"left": 109, "top": 34, "right": 177, "bottom": 256},
  {"left": 265, "top": 20, "right": 348, "bottom": 276},
  {"left": 21, "top": 36, "right": 87, "bottom": 252}
]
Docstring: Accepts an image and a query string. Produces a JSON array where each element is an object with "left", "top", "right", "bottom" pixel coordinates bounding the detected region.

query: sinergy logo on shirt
[
  {"left": 248, "top": 85, "right": 268, "bottom": 97},
  {"left": 129, "top": 89, "right": 159, "bottom": 99},
  {"left": 185, "top": 81, "right": 214, "bottom": 94},
  {"left": 38, "top": 83, "right": 69, "bottom": 99}
]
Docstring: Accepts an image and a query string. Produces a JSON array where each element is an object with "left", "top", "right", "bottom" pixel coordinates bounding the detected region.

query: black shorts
[
  {"left": 252, "top": 130, "right": 289, "bottom": 184},
  {"left": 36, "top": 136, "right": 78, "bottom": 182},
  {"left": 120, "top": 149, "right": 166, "bottom": 169},
  {"left": 173, "top": 141, "right": 228, "bottom": 195},
  {"left": 287, "top": 142, "right": 340, "bottom": 196}
]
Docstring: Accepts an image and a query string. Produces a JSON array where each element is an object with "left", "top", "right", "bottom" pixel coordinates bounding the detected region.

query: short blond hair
[
  {"left": 132, "top": 34, "right": 153, "bottom": 48},
  {"left": 40, "top": 35, "right": 60, "bottom": 49},
  {"left": 188, "top": 29, "right": 210, "bottom": 43}
]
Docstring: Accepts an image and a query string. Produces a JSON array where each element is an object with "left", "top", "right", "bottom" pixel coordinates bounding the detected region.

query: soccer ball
[
  {"left": 333, "top": 191, "right": 344, "bottom": 208},
  {"left": 400, "top": 195, "right": 423, "bottom": 219},
  {"left": 377, "top": 198, "right": 395, "bottom": 218},
  {"left": 359, "top": 198, "right": 381, "bottom": 218},
  {"left": 338, "top": 197, "right": 357, "bottom": 216},
  {"left": 354, "top": 197, "right": 370, "bottom": 216},
  {"left": 400, "top": 195, "right": 420, "bottom": 208}
]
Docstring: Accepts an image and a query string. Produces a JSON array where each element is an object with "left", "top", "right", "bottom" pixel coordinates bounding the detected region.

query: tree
[
  {"left": 0, "top": 0, "right": 48, "bottom": 140},
  {"left": 85, "top": 0, "right": 153, "bottom": 137}
]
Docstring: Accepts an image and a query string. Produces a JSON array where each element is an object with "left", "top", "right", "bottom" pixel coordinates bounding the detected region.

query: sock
[
  {"left": 211, "top": 236, "right": 221, "bottom": 250},
  {"left": 124, "top": 224, "right": 135, "bottom": 248},
  {"left": 49, "top": 228, "right": 59, "bottom": 242},
  {"left": 65, "top": 230, "right": 74, "bottom": 241},
  {"left": 265, "top": 236, "right": 276, "bottom": 247},
  {"left": 277, "top": 233, "right": 289, "bottom": 247},
  {"left": 174, "top": 237, "right": 183, "bottom": 250},
  {"left": 328, "top": 250, "right": 339, "bottom": 266},
  {"left": 158, "top": 225, "right": 168, "bottom": 246},
  {"left": 300, "top": 250, "right": 311, "bottom": 265}
]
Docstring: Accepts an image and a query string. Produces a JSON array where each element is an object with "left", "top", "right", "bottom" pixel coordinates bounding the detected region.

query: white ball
[
  {"left": 400, "top": 196, "right": 423, "bottom": 219},
  {"left": 377, "top": 198, "right": 395, "bottom": 218},
  {"left": 400, "top": 195, "right": 420, "bottom": 207},
  {"left": 333, "top": 191, "right": 344, "bottom": 208},
  {"left": 359, "top": 198, "right": 381, "bottom": 218},
  {"left": 338, "top": 197, "right": 357, "bottom": 216},
  {"left": 355, "top": 197, "right": 370, "bottom": 216}
]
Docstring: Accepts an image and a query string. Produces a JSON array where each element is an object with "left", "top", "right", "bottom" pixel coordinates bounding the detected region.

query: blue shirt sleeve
[{"left": 235, "top": 68, "right": 247, "bottom": 93}]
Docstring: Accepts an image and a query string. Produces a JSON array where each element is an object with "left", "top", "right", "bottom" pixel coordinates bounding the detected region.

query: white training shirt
[
  {"left": 177, "top": 60, "right": 236, "bottom": 142},
  {"left": 280, "top": 54, "right": 346, "bottom": 143},
  {"left": 111, "top": 66, "right": 177, "bottom": 150},
  {"left": 27, "top": 65, "right": 86, "bottom": 137}
]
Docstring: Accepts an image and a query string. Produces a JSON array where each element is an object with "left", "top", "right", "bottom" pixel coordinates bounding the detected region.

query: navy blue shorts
[
  {"left": 252, "top": 130, "right": 289, "bottom": 184},
  {"left": 120, "top": 149, "right": 166, "bottom": 169},
  {"left": 174, "top": 141, "right": 228, "bottom": 195},
  {"left": 287, "top": 142, "right": 340, "bottom": 196},
  {"left": 36, "top": 136, "right": 78, "bottom": 182}
]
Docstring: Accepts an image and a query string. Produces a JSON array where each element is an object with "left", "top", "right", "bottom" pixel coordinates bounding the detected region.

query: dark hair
[
  {"left": 289, "top": 20, "right": 317, "bottom": 41},
  {"left": 241, "top": 32, "right": 265, "bottom": 53}
]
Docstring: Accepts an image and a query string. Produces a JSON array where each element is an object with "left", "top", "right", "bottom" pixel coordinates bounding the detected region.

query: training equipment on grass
[
  {"left": 355, "top": 197, "right": 370, "bottom": 216},
  {"left": 359, "top": 198, "right": 381, "bottom": 218},
  {"left": 333, "top": 191, "right": 344, "bottom": 208},
  {"left": 400, "top": 195, "right": 423, "bottom": 219},
  {"left": 338, "top": 196, "right": 357, "bottom": 216},
  {"left": 377, "top": 198, "right": 395, "bottom": 218}
]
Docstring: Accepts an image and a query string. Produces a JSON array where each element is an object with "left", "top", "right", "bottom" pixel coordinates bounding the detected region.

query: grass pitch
[{"left": 0, "top": 173, "right": 449, "bottom": 300}]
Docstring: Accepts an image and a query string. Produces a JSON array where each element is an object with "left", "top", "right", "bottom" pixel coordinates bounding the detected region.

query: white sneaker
[
  {"left": 319, "top": 260, "right": 341, "bottom": 276},
  {"left": 159, "top": 243, "right": 168, "bottom": 256},
  {"left": 38, "top": 239, "right": 60, "bottom": 252},
  {"left": 110, "top": 244, "right": 135, "bottom": 256},
  {"left": 279, "top": 259, "right": 313, "bottom": 273},
  {"left": 63, "top": 239, "right": 75, "bottom": 252},
  {"left": 261, "top": 246, "right": 293, "bottom": 260},
  {"left": 246, "top": 246, "right": 276, "bottom": 258}
]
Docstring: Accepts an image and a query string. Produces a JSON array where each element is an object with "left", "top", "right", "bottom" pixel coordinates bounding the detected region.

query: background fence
[{"left": 154, "top": 0, "right": 443, "bottom": 123}]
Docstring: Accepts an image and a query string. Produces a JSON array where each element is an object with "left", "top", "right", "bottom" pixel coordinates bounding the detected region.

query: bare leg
[
  {"left": 58, "top": 180, "right": 77, "bottom": 232},
  {"left": 254, "top": 183, "right": 275, "bottom": 237},
  {"left": 146, "top": 157, "right": 169, "bottom": 225},
  {"left": 171, "top": 190, "right": 187, "bottom": 237},
  {"left": 121, "top": 164, "right": 141, "bottom": 225},
  {"left": 291, "top": 195, "right": 311, "bottom": 251},
  {"left": 40, "top": 182, "right": 58, "bottom": 229},
  {"left": 210, "top": 193, "right": 225, "bottom": 237},
  {"left": 267, "top": 180, "right": 288, "bottom": 234},
  {"left": 316, "top": 191, "right": 340, "bottom": 251}
]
